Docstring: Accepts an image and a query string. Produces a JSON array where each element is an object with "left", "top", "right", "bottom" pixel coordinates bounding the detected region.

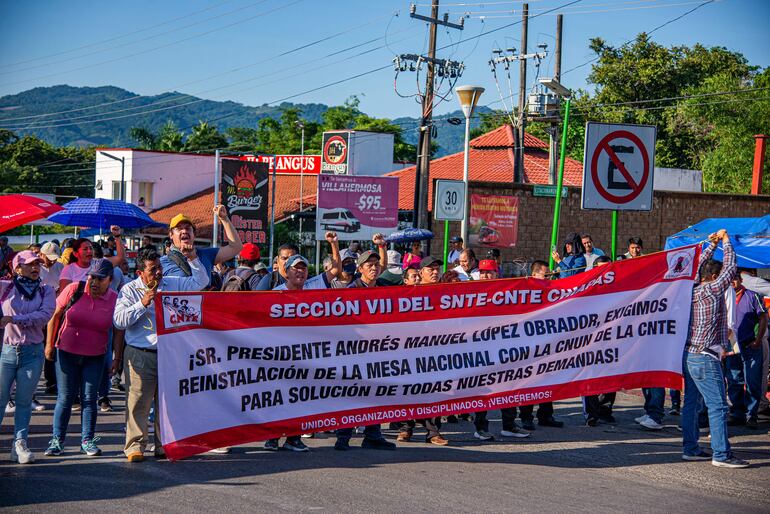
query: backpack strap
[
  {"left": 54, "top": 281, "right": 86, "bottom": 347},
  {"left": 168, "top": 250, "right": 192, "bottom": 277}
]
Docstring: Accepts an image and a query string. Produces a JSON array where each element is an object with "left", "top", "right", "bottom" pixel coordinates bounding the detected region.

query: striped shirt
[{"left": 685, "top": 241, "right": 736, "bottom": 354}]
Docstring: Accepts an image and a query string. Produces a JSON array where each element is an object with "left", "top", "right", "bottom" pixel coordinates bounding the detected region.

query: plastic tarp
[{"left": 665, "top": 215, "right": 770, "bottom": 268}]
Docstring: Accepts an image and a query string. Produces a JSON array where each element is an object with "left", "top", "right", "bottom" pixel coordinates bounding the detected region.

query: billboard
[
  {"left": 321, "top": 132, "right": 350, "bottom": 174},
  {"left": 469, "top": 194, "right": 519, "bottom": 248},
  {"left": 221, "top": 159, "right": 269, "bottom": 245},
  {"left": 316, "top": 175, "right": 398, "bottom": 241},
  {"left": 240, "top": 154, "right": 321, "bottom": 175}
]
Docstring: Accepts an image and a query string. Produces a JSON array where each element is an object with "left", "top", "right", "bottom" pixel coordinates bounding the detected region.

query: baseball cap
[
  {"left": 254, "top": 262, "right": 267, "bottom": 272},
  {"left": 340, "top": 248, "right": 359, "bottom": 262},
  {"left": 420, "top": 256, "right": 443, "bottom": 269},
  {"left": 12, "top": 250, "right": 42, "bottom": 269},
  {"left": 239, "top": 243, "right": 261, "bottom": 261},
  {"left": 284, "top": 254, "right": 309, "bottom": 272},
  {"left": 356, "top": 250, "right": 379, "bottom": 267},
  {"left": 169, "top": 213, "right": 195, "bottom": 230},
  {"left": 40, "top": 242, "right": 61, "bottom": 260},
  {"left": 479, "top": 259, "right": 498, "bottom": 272},
  {"left": 88, "top": 258, "right": 114, "bottom": 279},
  {"left": 386, "top": 250, "right": 402, "bottom": 267},
  {"left": 450, "top": 236, "right": 463, "bottom": 243}
]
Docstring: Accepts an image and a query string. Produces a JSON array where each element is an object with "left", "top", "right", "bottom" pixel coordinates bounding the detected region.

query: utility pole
[
  {"left": 549, "top": 14, "right": 563, "bottom": 185},
  {"left": 396, "top": 2, "right": 464, "bottom": 232},
  {"left": 515, "top": 3, "right": 529, "bottom": 182}
]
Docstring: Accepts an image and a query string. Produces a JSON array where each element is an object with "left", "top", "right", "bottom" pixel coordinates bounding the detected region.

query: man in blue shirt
[{"left": 160, "top": 205, "right": 243, "bottom": 282}]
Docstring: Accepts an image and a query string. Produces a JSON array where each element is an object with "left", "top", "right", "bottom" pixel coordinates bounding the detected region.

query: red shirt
[{"left": 56, "top": 282, "right": 117, "bottom": 356}]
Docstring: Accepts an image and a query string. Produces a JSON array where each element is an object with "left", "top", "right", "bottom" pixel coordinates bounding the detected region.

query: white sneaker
[
  {"left": 300, "top": 433, "right": 314, "bottom": 439},
  {"left": 4, "top": 401, "right": 15, "bottom": 415},
  {"left": 207, "top": 447, "right": 231, "bottom": 454},
  {"left": 11, "top": 439, "right": 35, "bottom": 464},
  {"left": 634, "top": 414, "right": 648, "bottom": 424},
  {"left": 31, "top": 399, "right": 45, "bottom": 412},
  {"left": 500, "top": 429, "right": 531, "bottom": 438},
  {"left": 639, "top": 417, "right": 663, "bottom": 430},
  {"left": 473, "top": 430, "right": 494, "bottom": 441}
]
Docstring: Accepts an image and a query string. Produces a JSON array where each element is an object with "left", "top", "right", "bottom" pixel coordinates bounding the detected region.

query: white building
[{"left": 94, "top": 149, "right": 216, "bottom": 211}]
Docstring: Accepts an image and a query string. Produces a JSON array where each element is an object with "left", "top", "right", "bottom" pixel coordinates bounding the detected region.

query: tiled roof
[
  {"left": 148, "top": 175, "right": 319, "bottom": 239},
  {"left": 386, "top": 124, "right": 583, "bottom": 210},
  {"left": 146, "top": 124, "right": 583, "bottom": 237}
]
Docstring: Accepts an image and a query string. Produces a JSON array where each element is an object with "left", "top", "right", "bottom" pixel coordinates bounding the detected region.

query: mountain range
[{"left": 0, "top": 85, "right": 486, "bottom": 157}]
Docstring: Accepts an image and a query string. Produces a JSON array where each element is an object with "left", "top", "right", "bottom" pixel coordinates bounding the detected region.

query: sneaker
[
  {"left": 11, "top": 439, "right": 35, "bottom": 464},
  {"left": 446, "top": 415, "right": 459, "bottom": 423},
  {"left": 599, "top": 414, "right": 617, "bottom": 424},
  {"left": 682, "top": 450, "right": 711, "bottom": 461},
  {"left": 31, "top": 399, "right": 45, "bottom": 412},
  {"left": 98, "top": 398, "right": 113, "bottom": 412},
  {"left": 396, "top": 430, "right": 412, "bottom": 442},
  {"left": 207, "top": 447, "right": 231, "bottom": 454},
  {"left": 634, "top": 414, "right": 649, "bottom": 424},
  {"left": 712, "top": 457, "right": 750, "bottom": 469},
  {"left": 586, "top": 418, "right": 598, "bottom": 427},
  {"left": 361, "top": 438, "right": 396, "bottom": 450},
  {"left": 80, "top": 437, "right": 102, "bottom": 457},
  {"left": 500, "top": 428, "right": 531, "bottom": 439},
  {"left": 5, "top": 400, "right": 15, "bottom": 415},
  {"left": 334, "top": 438, "right": 351, "bottom": 451},
  {"left": 726, "top": 416, "right": 746, "bottom": 426},
  {"left": 521, "top": 419, "right": 536, "bottom": 431},
  {"left": 44, "top": 436, "right": 63, "bottom": 456},
  {"left": 263, "top": 439, "right": 279, "bottom": 451},
  {"left": 745, "top": 417, "right": 759, "bottom": 429},
  {"left": 71, "top": 401, "right": 81, "bottom": 412},
  {"left": 45, "top": 384, "right": 58, "bottom": 394},
  {"left": 283, "top": 438, "right": 310, "bottom": 452},
  {"left": 300, "top": 433, "right": 314, "bottom": 439},
  {"left": 538, "top": 417, "right": 564, "bottom": 428},
  {"left": 639, "top": 417, "right": 663, "bottom": 430},
  {"left": 669, "top": 407, "right": 681, "bottom": 416},
  {"left": 427, "top": 435, "right": 449, "bottom": 446},
  {"left": 474, "top": 430, "right": 494, "bottom": 441},
  {"left": 126, "top": 452, "right": 144, "bottom": 462}
]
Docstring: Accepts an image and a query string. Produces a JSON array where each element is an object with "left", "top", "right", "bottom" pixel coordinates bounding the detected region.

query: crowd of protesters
[{"left": 0, "top": 214, "right": 767, "bottom": 469}]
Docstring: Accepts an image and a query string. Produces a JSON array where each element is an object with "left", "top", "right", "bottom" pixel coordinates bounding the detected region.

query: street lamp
[
  {"left": 538, "top": 77, "right": 572, "bottom": 269},
  {"left": 296, "top": 121, "right": 305, "bottom": 241},
  {"left": 100, "top": 151, "right": 125, "bottom": 202},
  {"left": 455, "top": 85, "right": 484, "bottom": 245}
]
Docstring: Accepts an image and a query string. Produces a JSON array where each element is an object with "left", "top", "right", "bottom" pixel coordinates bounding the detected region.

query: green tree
[{"left": 183, "top": 121, "right": 227, "bottom": 152}]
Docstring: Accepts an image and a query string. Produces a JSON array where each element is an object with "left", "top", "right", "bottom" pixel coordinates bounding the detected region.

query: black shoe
[
  {"left": 45, "top": 385, "right": 58, "bottom": 394},
  {"left": 669, "top": 406, "right": 681, "bottom": 416},
  {"left": 727, "top": 416, "right": 746, "bottom": 426},
  {"left": 521, "top": 419, "right": 536, "bottom": 431},
  {"left": 388, "top": 422, "right": 401, "bottom": 430},
  {"left": 586, "top": 418, "right": 598, "bottom": 427},
  {"left": 446, "top": 415, "right": 459, "bottom": 423},
  {"left": 361, "top": 438, "right": 396, "bottom": 450},
  {"left": 263, "top": 438, "right": 279, "bottom": 451},
  {"left": 746, "top": 417, "right": 759, "bottom": 429},
  {"left": 538, "top": 417, "right": 564, "bottom": 428},
  {"left": 334, "top": 439, "right": 351, "bottom": 451},
  {"left": 599, "top": 414, "right": 617, "bottom": 424}
]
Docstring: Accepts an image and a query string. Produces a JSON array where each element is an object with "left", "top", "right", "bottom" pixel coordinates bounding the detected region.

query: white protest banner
[{"left": 155, "top": 246, "right": 699, "bottom": 460}]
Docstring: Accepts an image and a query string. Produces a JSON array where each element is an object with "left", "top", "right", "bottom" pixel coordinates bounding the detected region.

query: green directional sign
[{"left": 533, "top": 185, "right": 568, "bottom": 198}]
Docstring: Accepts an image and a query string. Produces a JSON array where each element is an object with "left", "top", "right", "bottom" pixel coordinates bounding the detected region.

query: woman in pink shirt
[
  {"left": 58, "top": 227, "right": 125, "bottom": 293},
  {"left": 44, "top": 259, "right": 118, "bottom": 457}
]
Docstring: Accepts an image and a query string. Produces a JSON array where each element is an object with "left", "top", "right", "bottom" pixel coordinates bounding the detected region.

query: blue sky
[{"left": 0, "top": 0, "right": 767, "bottom": 120}]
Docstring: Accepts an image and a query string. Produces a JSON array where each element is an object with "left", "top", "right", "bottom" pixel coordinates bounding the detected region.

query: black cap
[
  {"left": 356, "top": 250, "right": 379, "bottom": 267},
  {"left": 88, "top": 258, "right": 114, "bottom": 279},
  {"left": 420, "top": 255, "right": 443, "bottom": 269},
  {"left": 450, "top": 236, "right": 463, "bottom": 243}
]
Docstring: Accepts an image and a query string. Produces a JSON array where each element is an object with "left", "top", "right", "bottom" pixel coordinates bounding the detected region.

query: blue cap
[
  {"left": 88, "top": 258, "right": 114, "bottom": 279},
  {"left": 284, "top": 254, "right": 309, "bottom": 272}
]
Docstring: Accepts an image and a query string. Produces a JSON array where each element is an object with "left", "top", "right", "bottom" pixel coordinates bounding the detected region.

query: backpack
[
  {"left": 221, "top": 268, "right": 258, "bottom": 292},
  {"left": 52, "top": 281, "right": 86, "bottom": 347}
]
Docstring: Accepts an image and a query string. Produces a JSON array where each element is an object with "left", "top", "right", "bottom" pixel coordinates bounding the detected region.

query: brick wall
[{"left": 430, "top": 182, "right": 769, "bottom": 267}]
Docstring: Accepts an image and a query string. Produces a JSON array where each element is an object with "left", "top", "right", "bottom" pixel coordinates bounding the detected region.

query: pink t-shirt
[
  {"left": 56, "top": 282, "right": 117, "bottom": 356},
  {"left": 60, "top": 263, "right": 90, "bottom": 288}
]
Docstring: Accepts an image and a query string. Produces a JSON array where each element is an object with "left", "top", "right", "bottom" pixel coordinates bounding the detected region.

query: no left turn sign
[{"left": 581, "top": 123, "right": 657, "bottom": 211}]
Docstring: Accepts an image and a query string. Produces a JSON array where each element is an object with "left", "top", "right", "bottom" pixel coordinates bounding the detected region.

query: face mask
[{"left": 343, "top": 263, "right": 357, "bottom": 274}]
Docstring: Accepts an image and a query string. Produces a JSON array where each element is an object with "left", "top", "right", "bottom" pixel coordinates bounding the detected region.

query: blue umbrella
[
  {"left": 385, "top": 228, "right": 434, "bottom": 244},
  {"left": 48, "top": 198, "right": 167, "bottom": 230}
]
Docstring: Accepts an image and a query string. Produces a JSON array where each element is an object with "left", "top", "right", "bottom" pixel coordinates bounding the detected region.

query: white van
[{"left": 320, "top": 208, "right": 361, "bottom": 233}]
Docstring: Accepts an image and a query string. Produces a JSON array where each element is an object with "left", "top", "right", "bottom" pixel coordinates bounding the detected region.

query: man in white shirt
[
  {"left": 454, "top": 249, "right": 480, "bottom": 281},
  {"left": 581, "top": 234, "right": 605, "bottom": 270},
  {"left": 447, "top": 236, "right": 464, "bottom": 265},
  {"left": 112, "top": 246, "right": 209, "bottom": 462}
]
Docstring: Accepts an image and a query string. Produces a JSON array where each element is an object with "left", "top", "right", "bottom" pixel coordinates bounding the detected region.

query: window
[
  {"left": 111, "top": 181, "right": 122, "bottom": 200},
  {"left": 137, "top": 182, "right": 154, "bottom": 208}
]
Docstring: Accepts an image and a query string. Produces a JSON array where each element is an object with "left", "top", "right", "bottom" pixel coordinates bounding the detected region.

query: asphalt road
[{"left": 2, "top": 388, "right": 769, "bottom": 513}]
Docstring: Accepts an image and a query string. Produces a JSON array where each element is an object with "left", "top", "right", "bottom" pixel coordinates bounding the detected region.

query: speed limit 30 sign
[
  {"left": 434, "top": 179, "right": 465, "bottom": 221},
  {"left": 581, "top": 122, "right": 657, "bottom": 211}
]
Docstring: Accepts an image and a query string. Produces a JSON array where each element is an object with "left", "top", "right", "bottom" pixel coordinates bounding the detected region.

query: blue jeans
[
  {"left": 336, "top": 425, "right": 384, "bottom": 442},
  {"left": 98, "top": 331, "right": 113, "bottom": 400},
  {"left": 53, "top": 349, "right": 105, "bottom": 443},
  {"left": 725, "top": 343, "right": 763, "bottom": 420},
  {"left": 682, "top": 352, "right": 732, "bottom": 461},
  {"left": 0, "top": 343, "right": 44, "bottom": 441},
  {"left": 642, "top": 387, "right": 665, "bottom": 423}
]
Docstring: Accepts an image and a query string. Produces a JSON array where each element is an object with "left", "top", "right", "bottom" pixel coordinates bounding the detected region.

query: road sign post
[
  {"left": 434, "top": 179, "right": 466, "bottom": 271},
  {"left": 549, "top": 97, "right": 571, "bottom": 270}
]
